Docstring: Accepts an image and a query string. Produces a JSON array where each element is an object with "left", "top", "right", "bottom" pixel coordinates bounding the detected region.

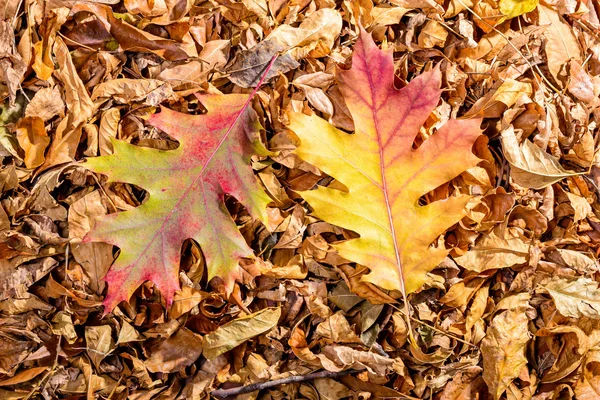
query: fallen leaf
[
  {"left": 144, "top": 328, "right": 203, "bottom": 373},
  {"left": 0, "top": 366, "right": 47, "bottom": 387},
  {"left": 315, "top": 311, "right": 361, "bottom": 343},
  {"left": 536, "top": 325, "right": 589, "bottom": 383},
  {"left": 288, "top": 29, "right": 481, "bottom": 294},
  {"left": 85, "top": 325, "right": 114, "bottom": 369},
  {"left": 202, "top": 307, "right": 281, "bottom": 360},
  {"left": 498, "top": 0, "right": 538, "bottom": 19},
  {"left": 15, "top": 116, "right": 50, "bottom": 169},
  {"left": 84, "top": 92, "right": 273, "bottom": 312},
  {"left": 538, "top": 4, "right": 582, "bottom": 87},
  {"left": 228, "top": 8, "right": 342, "bottom": 87},
  {"left": 37, "top": 37, "right": 94, "bottom": 172},
  {"left": 453, "top": 229, "right": 530, "bottom": 272},
  {"left": 481, "top": 308, "right": 530, "bottom": 400},
  {"left": 25, "top": 85, "right": 65, "bottom": 122},
  {"left": 543, "top": 276, "right": 600, "bottom": 319},
  {"left": 91, "top": 78, "right": 172, "bottom": 104},
  {"left": 501, "top": 126, "right": 581, "bottom": 189},
  {"left": 0, "top": 21, "right": 26, "bottom": 106}
]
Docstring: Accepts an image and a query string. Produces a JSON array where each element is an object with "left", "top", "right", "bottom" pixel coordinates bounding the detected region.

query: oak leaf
[
  {"left": 84, "top": 93, "right": 272, "bottom": 312},
  {"left": 288, "top": 29, "right": 481, "bottom": 295}
]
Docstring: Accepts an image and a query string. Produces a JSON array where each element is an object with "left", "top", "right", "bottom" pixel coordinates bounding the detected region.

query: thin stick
[{"left": 211, "top": 369, "right": 362, "bottom": 398}]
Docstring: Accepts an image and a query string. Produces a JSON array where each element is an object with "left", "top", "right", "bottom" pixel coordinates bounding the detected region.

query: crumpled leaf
[
  {"left": 25, "top": 85, "right": 65, "bottom": 122},
  {"left": 85, "top": 325, "right": 114, "bottom": 369},
  {"left": 288, "top": 29, "right": 481, "bottom": 294},
  {"left": 482, "top": 308, "right": 530, "bottom": 400},
  {"left": 202, "top": 307, "right": 281, "bottom": 360},
  {"left": 575, "top": 349, "right": 600, "bottom": 399},
  {"left": 538, "top": 4, "right": 582, "bottom": 87},
  {"left": 501, "top": 126, "right": 581, "bottom": 189},
  {"left": 228, "top": 8, "right": 342, "bottom": 87},
  {"left": 144, "top": 328, "right": 203, "bottom": 373},
  {"left": 543, "top": 276, "right": 600, "bottom": 319},
  {"left": 72, "top": 3, "right": 192, "bottom": 60},
  {"left": 453, "top": 229, "right": 530, "bottom": 272},
  {"left": 0, "top": 21, "right": 26, "bottom": 106},
  {"left": 91, "top": 78, "right": 173, "bottom": 105},
  {"left": 536, "top": 325, "right": 589, "bottom": 383},
  {"left": 37, "top": 37, "right": 94, "bottom": 172},
  {"left": 84, "top": 92, "right": 273, "bottom": 312}
]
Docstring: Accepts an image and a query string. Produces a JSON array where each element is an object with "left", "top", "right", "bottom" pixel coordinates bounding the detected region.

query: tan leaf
[
  {"left": 228, "top": 9, "right": 342, "bottom": 87},
  {"left": 481, "top": 308, "right": 530, "bottom": 400},
  {"left": 575, "top": 349, "right": 600, "bottom": 399},
  {"left": 538, "top": 4, "right": 582, "bottom": 87},
  {"left": 543, "top": 276, "right": 600, "bottom": 319},
  {"left": 144, "top": 328, "right": 203, "bottom": 373},
  {"left": 91, "top": 78, "right": 172, "bottom": 104},
  {"left": 0, "top": 366, "right": 47, "bottom": 387},
  {"left": 169, "top": 286, "right": 209, "bottom": 319},
  {"left": 202, "top": 307, "right": 281, "bottom": 360},
  {"left": 418, "top": 20, "right": 448, "bottom": 49},
  {"left": 453, "top": 229, "right": 530, "bottom": 272},
  {"left": 38, "top": 37, "right": 94, "bottom": 172},
  {"left": 568, "top": 61, "right": 600, "bottom": 106},
  {"left": 315, "top": 311, "right": 361, "bottom": 344},
  {"left": 501, "top": 126, "right": 581, "bottom": 189},
  {"left": 85, "top": 325, "right": 114, "bottom": 370},
  {"left": 15, "top": 116, "right": 50, "bottom": 169},
  {"left": 536, "top": 325, "right": 589, "bottom": 383},
  {"left": 464, "top": 80, "right": 532, "bottom": 119},
  {"left": 25, "top": 85, "right": 65, "bottom": 122}
]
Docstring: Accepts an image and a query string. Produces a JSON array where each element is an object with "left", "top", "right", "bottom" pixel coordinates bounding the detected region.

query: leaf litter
[{"left": 0, "top": 0, "right": 600, "bottom": 399}]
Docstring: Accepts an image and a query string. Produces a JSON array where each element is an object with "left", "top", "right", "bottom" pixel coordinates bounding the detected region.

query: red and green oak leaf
[{"left": 84, "top": 94, "right": 272, "bottom": 312}]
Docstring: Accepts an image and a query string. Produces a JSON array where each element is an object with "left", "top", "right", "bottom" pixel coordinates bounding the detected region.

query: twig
[
  {"left": 389, "top": 303, "right": 479, "bottom": 349},
  {"left": 211, "top": 369, "right": 363, "bottom": 398}
]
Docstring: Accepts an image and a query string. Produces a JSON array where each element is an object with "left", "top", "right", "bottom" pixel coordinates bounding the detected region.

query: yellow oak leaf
[{"left": 287, "top": 28, "right": 482, "bottom": 295}]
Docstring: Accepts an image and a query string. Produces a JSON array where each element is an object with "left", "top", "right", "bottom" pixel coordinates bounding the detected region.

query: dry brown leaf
[
  {"left": 315, "top": 311, "right": 361, "bottom": 344},
  {"left": 85, "top": 325, "right": 114, "bottom": 369},
  {"left": 144, "top": 328, "right": 203, "bottom": 373},
  {"left": 453, "top": 229, "right": 530, "bottom": 272},
  {"left": 501, "top": 126, "right": 581, "bottom": 189},
  {"left": 203, "top": 307, "right": 281, "bottom": 360},
  {"left": 25, "top": 85, "right": 65, "bottom": 122},
  {"left": 481, "top": 308, "right": 530, "bottom": 400},
  {"left": 543, "top": 276, "right": 600, "bottom": 319},
  {"left": 91, "top": 78, "right": 173, "bottom": 105},
  {"left": 37, "top": 37, "right": 94, "bottom": 172},
  {"left": 228, "top": 8, "right": 342, "bottom": 87},
  {"left": 538, "top": 4, "right": 582, "bottom": 87},
  {"left": 15, "top": 116, "right": 50, "bottom": 169}
]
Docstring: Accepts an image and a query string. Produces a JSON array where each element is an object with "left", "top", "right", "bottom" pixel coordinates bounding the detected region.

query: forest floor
[{"left": 1, "top": 0, "right": 600, "bottom": 399}]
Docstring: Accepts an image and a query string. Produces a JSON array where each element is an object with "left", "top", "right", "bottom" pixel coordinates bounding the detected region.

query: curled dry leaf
[
  {"left": 538, "top": 4, "right": 582, "bottom": 87},
  {"left": 91, "top": 78, "right": 172, "bottom": 104},
  {"left": 501, "top": 126, "right": 581, "bottom": 189},
  {"left": 144, "top": 327, "right": 203, "bottom": 373},
  {"left": 228, "top": 8, "right": 342, "bottom": 87},
  {"left": 453, "top": 229, "right": 530, "bottom": 272}
]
